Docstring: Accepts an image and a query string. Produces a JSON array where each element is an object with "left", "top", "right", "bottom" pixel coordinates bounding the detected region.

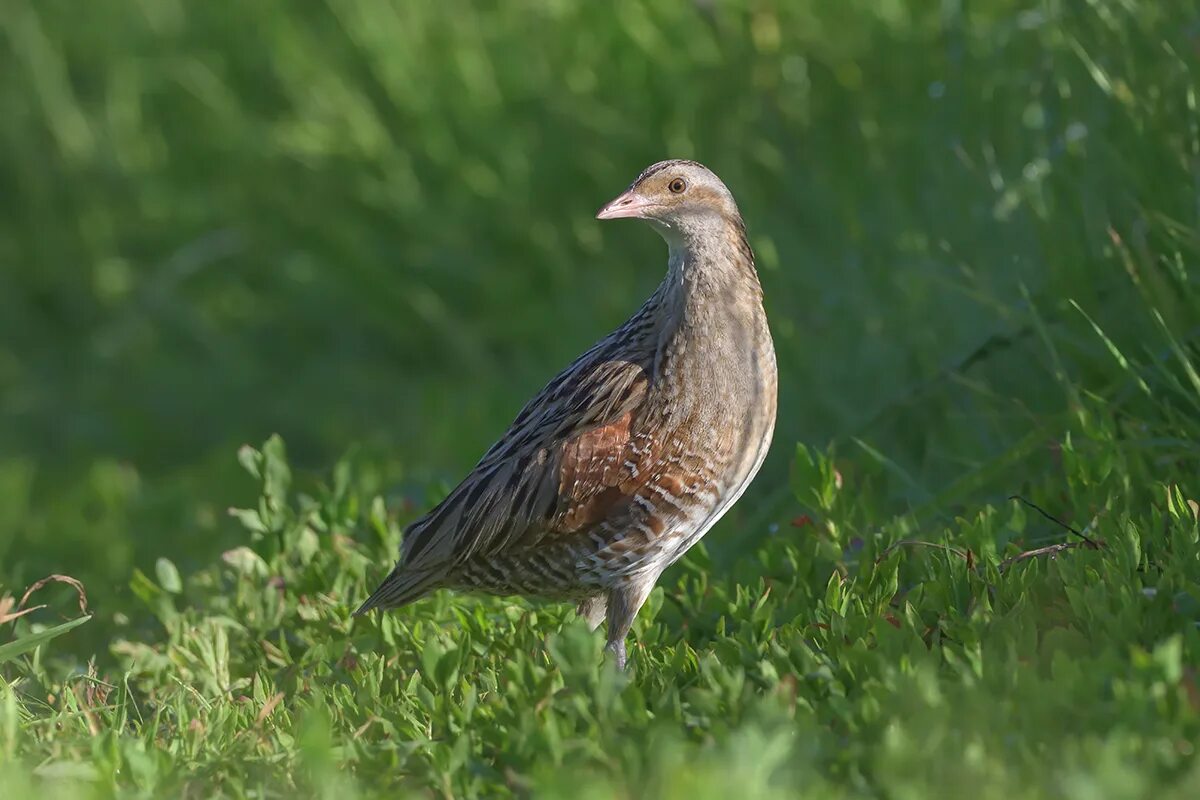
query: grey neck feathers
[
  {"left": 643, "top": 213, "right": 765, "bottom": 386},
  {"left": 662, "top": 213, "right": 760, "bottom": 304}
]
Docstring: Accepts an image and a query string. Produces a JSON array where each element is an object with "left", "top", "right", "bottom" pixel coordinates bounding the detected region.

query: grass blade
[{"left": 0, "top": 616, "right": 91, "bottom": 665}]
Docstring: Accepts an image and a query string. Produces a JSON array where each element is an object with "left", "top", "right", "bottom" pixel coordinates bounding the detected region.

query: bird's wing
[
  {"left": 396, "top": 338, "right": 659, "bottom": 573},
  {"left": 352, "top": 304, "right": 670, "bottom": 615}
]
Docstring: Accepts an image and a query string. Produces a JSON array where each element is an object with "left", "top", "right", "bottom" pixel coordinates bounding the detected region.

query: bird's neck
[
  {"left": 661, "top": 214, "right": 762, "bottom": 314},
  {"left": 646, "top": 214, "right": 772, "bottom": 402}
]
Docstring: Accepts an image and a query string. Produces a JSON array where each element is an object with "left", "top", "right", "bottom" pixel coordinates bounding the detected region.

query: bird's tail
[{"left": 353, "top": 565, "right": 442, "bottom": 616}]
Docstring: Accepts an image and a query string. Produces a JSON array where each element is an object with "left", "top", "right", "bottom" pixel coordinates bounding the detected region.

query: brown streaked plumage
[{"left": 355, "top": 160, "right": 777, "bottom": 669}]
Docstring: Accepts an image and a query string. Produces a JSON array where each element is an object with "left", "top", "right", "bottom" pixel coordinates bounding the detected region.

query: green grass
[{"left": 4, "top": 0, "right": 1200, "bottom": 796}]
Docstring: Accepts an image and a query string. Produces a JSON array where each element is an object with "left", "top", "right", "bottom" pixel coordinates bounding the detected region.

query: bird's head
[{"left": 596, "top": 160, "right": 740, "bottom": 243}]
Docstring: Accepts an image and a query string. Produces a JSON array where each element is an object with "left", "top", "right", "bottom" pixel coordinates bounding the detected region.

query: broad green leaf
[{"left": 155, "top": 557, "right": 182, "bottom": 594}]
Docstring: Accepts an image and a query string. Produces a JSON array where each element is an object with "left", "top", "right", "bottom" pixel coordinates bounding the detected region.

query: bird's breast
[{"left": 648, "top": 299, "right": 776, "bottom": 497}]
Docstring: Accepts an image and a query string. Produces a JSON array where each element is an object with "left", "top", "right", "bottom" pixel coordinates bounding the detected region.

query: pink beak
[{"left": 596, "top": 191, "right": 657, "bottom": 220}]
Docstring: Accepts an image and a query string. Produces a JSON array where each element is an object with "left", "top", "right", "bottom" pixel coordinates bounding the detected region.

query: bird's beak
[{"left": 596, "top": 191, "right": 656, "bottom": 220}]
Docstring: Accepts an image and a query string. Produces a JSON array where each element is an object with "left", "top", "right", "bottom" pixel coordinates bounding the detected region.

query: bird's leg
[
  {"left": 607, "top": 638, "right": 628, "bottom": 671},
  {"left": 576, "top": 595, "right": 607, "bottom": 631},
  {"left": 604, "top": 578, "right": 655, "bottom": 670}
]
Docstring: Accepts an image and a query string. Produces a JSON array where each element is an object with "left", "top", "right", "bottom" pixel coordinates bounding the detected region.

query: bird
[{"left": 355, "top": 160, "right": 777, "bottom": 670}]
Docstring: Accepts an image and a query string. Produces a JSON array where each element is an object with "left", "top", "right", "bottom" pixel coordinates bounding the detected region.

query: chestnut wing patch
[
  {"left": 397, "top": 354, "right": 655, "bottom": 569},
  {"left": 552, "top": 409, "right": 646, "bottom": 533}
]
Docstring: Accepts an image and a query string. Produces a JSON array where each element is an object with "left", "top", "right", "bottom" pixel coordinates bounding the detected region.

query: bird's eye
[{"left": 668, "top": 178, "right": 687, "bottom": 194}]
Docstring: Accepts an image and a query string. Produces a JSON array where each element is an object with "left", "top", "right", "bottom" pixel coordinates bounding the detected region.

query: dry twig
[
  {"left": 1, "top": 574, "right": 89, "bottom": 625},
  {"left": 998, "top": 541, "right": 1097, "bottom": 571},
  {"left": 1008, "top": 495, "right": 1101, "bottom": 549},
  {"left": 876, "top": 497, "right": 1104, "bottom": 575}
]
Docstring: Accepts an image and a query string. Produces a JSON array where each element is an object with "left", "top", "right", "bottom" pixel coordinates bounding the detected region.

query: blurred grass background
[{"left": 1, "top": 0, "right": 1197, "bottom": 612}]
